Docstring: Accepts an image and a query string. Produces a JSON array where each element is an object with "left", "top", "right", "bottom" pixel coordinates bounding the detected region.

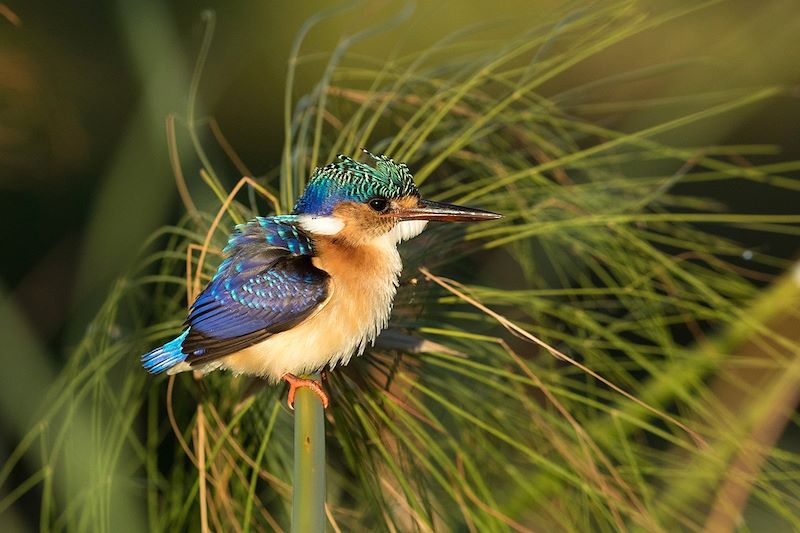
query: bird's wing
[{"left": 181, "top": 216, "right": 330, "bottom": 364}]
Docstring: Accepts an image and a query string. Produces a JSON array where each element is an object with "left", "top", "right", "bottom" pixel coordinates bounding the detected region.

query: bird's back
[{"left": 142, "top": 216, "right": 331, "bottom": 375}]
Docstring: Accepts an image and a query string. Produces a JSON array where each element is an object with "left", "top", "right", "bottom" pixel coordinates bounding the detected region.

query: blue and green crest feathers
[{"left": 293, "top": 151, "right": 419, "bottom": 215}]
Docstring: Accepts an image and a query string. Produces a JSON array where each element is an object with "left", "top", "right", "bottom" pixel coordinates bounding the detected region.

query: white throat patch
[
  {"left": 388, "top": 220, "right": 428, "bottom": 244},
  {"left": 297, "top": 215, "right": 345, "bottom": 236}
]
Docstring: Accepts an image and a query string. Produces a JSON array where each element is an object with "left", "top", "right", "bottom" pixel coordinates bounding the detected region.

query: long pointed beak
[{"left": 395, "top": 199, "right": 502, "bottom": 222}]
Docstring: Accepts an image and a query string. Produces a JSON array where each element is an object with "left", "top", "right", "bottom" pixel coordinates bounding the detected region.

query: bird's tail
[{"left": 141, "top": 330, "right": 190, "bottom": 374}]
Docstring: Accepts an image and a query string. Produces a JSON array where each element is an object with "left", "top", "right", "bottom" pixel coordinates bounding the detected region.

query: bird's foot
[{"left": 282, "top": 373, "right": 329, "bottom": 409}]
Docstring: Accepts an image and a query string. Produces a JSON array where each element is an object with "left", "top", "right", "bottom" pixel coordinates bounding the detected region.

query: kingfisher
[{"left": 141, "top": 151, "right": 501, "bottom": 407}]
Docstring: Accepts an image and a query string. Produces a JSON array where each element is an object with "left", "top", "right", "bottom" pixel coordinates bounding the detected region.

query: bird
[{"left": 141, "top": 151, "right": 501, "bottom": 408}]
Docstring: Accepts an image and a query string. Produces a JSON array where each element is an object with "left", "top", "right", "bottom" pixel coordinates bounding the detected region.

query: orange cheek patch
[{"left": 330, "top": 202, "right": 392, "bottom": 244}]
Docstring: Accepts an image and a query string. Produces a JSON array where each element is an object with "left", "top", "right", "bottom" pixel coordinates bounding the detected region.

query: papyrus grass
[{"left": 3, "top": 2, "right": 800, "bottom": 532}]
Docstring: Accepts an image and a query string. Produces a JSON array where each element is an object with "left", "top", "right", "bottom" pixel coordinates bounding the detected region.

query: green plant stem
[{"left": 292, "top": 375, "right": 326, "bottom": 533}]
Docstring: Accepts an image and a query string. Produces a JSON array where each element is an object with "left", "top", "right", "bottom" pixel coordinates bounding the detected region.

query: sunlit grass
[{"left": 3, "top": 1, "right": 800, "bottom": 531}]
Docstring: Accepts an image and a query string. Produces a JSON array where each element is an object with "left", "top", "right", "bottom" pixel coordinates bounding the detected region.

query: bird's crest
[{"left": 293, "top": 151, "right": 419, "bottom": 215}]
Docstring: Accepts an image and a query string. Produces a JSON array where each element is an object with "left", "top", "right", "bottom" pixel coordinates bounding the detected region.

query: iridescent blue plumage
[
  {"left": 141, "top": 216, "right": 329, "bottom": 372},
  {"left": 141, "top": 330, "right": 189, "bottom": 373}
]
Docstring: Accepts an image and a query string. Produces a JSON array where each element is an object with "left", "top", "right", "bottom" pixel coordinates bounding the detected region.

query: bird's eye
[{"left": 368, "top": 197, "right": 389, "bottom": 212}]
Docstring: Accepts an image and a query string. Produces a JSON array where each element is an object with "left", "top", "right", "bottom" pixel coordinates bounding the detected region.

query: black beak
[{"left": 395, "top": 199, "right": 502, "bottom": 222}]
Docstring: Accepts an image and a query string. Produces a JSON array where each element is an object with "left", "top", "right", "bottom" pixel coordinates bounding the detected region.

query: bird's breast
[{"left": 221, "top": 236, "right": 403, "bottom": 380}]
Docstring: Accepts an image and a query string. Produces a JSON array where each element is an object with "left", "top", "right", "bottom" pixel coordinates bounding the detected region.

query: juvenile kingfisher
[{"left": 141, "top": 152, "right": 501, "bottom": 407}]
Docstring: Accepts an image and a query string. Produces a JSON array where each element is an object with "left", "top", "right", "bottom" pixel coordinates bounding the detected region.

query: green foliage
[{"left": 3, "top": 2, "right": 800, "bottom": 532}]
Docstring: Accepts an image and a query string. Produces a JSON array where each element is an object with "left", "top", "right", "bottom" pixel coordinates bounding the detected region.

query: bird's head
[{"left": 293, "top": 151, "right": 501, "bottom": 246}]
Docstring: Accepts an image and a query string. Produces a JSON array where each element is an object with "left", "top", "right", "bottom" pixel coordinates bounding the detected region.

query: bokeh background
[{"left": 2, "top": 0, "right": 799, "bottom": 531}]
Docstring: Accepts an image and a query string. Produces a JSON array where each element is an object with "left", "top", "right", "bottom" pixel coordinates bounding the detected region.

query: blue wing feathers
[
  {"left": 140, "top": 216, "right": 329, "bottom": 373},
  {"left": 187, "top": 258, "right": 327, "bottom": 338}
]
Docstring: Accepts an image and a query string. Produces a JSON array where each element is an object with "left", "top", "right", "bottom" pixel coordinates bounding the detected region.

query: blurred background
[{"left": 1, "top": 0, "right": 799, "bottom": 531}]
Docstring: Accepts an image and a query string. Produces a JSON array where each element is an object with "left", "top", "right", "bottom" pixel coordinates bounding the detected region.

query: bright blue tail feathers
[{"left": 141, "top": 330, "right": 189, "bottom": 374}]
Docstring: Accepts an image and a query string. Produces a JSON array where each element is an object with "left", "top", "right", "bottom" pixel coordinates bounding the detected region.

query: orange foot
[{"left": 282, "top": 373, "right": 329, "bottom": 409}]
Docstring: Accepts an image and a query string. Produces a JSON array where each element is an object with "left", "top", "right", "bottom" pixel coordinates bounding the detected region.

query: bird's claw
[{"left": 282, "top": 373, "right": 329, "bottom": 409}]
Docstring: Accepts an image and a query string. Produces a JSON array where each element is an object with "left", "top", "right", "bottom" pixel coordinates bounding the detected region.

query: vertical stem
[
  {"left": 292, "top": 375, "right": 326, "bottom": 533},
  {"left": 196, "top": 406, "right": 209, "bottom": 533}
]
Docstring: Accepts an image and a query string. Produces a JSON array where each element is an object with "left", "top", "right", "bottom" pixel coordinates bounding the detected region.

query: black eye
[{"left": 368, "top": 197, "right": 389, "bottom": 212}]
